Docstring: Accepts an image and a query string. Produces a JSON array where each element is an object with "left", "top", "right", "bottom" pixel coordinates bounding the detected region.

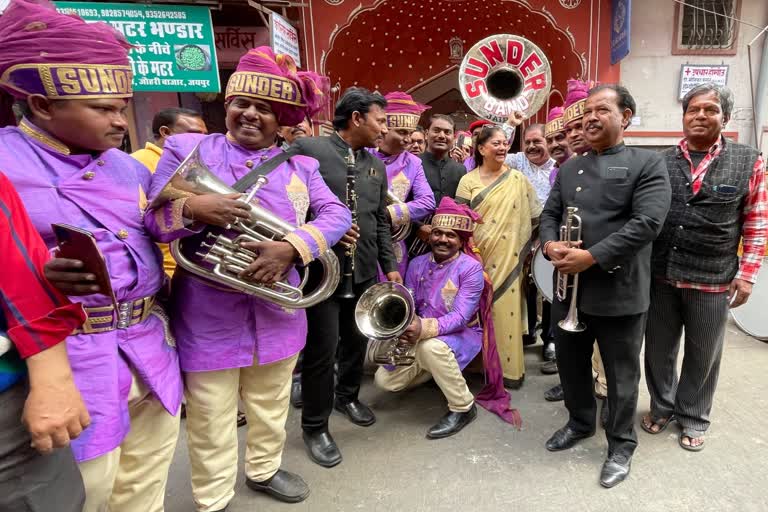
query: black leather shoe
[
  {"left": 290, "top": 379, "right": 303, "bottom": 409},
  {"left": 522, "top": 334, "right": 537, "bottom": 346},
  {"left": 600, "top": 400, "right": 609, "bottom": 428},
  {"left": 426, "top": 404, "right": 477, "bottom": 439},
  {"left": 302, "top": 430, "right": 342, "bottom": 468},
  {"left": 334, "top": 399, "right": 376, "bottom": 426},
  {"left": 540, "top": 359, "right": 559, "bottom": 375},
  {"left": 600, "top": 454, "right": 631, "bottom": 488},
  {"left": 236, "top": 410, "right": 247, "bottom": 428},
  {"left": 542, "top": 342, "right": 556, "bottom": 362},
  {"left": 246, "top": 469, "right": 310, "bottom": 503},
  {"left": 545, "top": 425, "right": 595, "bottom": 451},
  {"left": 544, "top": 384, "right": 564, "bottom": 402}
]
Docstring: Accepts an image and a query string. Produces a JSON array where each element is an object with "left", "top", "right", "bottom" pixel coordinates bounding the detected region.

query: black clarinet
[{"left": 336, "top": 148, "right": 357, "bottom": 299}]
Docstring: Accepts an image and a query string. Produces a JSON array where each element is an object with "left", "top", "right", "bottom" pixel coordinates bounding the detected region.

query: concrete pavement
[{"left": 164, "top": 318, "right": 768, "bottom": 512}]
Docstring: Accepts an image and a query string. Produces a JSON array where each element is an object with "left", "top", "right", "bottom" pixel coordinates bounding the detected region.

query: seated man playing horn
[{"left": 374, "top": 197, "right": 520, "bottom": 439}]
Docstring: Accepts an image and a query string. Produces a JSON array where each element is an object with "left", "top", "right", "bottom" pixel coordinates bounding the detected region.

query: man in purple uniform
[
  {"left": 370, "top": 91, "right": 435, "bottom": 277},
  {"left": 0, "top": 1, "right": 186, "bottom": 510},
  {"left": 148, "top": 47, "right": 350, "bottom": 511},
  {"left": 376, "top": 197, "right": 522, "bottom": 437}
]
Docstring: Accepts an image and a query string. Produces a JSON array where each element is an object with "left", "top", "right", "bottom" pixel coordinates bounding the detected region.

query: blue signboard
[{"left": 611, "top": 0, "right": 631, "bottom": 64}]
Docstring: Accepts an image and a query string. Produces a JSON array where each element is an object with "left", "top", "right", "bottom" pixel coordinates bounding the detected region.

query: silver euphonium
[
  {"left": 556, "top": 207, "right": 586, "bottom": 332},
  {"left": 149, "top": 143, "right": 340, "bottom": 309},
  {"left": 355, "top": 281, "right": 416, "bottom": 366},
  {"left": 385, "top": 190, "right": 413, "bottom": 243}
]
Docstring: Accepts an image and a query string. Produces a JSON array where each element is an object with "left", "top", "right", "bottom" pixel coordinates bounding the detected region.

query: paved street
[{"left": 165, "top": 318, "right": 768, "bottom": 512}]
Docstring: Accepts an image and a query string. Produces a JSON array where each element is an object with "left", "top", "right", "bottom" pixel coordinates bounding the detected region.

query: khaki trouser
[
  {"left": 79, "top": 370, "right": 180, "bottom": 512},
  {"left": 593, "top": 342, "right": 608, "bottom": 397},
  {"left": 374, "top": 338, "right": 474, "bottom": 413},
  {"left": 184, "top": 354, "right": 298, "bottom": 512}
]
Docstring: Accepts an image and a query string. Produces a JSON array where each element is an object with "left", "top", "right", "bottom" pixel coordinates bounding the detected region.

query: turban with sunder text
[
  {"left": 0, "top": 0, "right": 133, "bottom": 100},
  {"left": 226, "top": 47, "right": 329, "bottom": 126}
]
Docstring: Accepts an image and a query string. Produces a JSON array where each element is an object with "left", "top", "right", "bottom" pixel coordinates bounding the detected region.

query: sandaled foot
[
  {"left": 640, "top": 413, "right": 674, "bottom": 434},
  {"left": 679, "top": 433, "right": 705, "bottom": 452}
]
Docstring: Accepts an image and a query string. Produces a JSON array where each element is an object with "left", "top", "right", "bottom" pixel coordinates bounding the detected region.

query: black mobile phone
[
  {"left": 457, "top": 134, "right": 466, "bottom": 149},
  {"left": 52, "top": 223, "right": 114, "bottom": 297}
]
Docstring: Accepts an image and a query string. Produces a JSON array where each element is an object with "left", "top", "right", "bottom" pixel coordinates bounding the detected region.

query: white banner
[
  {"left": 679, "top": 65, "right": 729, "bottom": 100},
  {"left": 270, "top": 12, "right": 300, "bottom": 67}
]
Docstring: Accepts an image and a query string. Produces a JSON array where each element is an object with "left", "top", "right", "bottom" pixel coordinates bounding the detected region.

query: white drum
[
  {"left": 730, "top": 262, "right": 768, "bottom": 342},
  {"left": 531, "top": 246, "right": 555, "bottom": 303}
]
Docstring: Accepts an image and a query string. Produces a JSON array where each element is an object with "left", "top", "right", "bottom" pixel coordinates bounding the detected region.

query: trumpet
[
  {"left": 149, "top": 144, "right": 340, "bottom": 309},
  {"left": 556, "top": 207, "right": 586, "bottom": 333},
  {"left": 385, "top": 190, "right": 412, "bottom": 243},
  {"left": 355, "top": 281, "right": 417, "bottom": 366}
]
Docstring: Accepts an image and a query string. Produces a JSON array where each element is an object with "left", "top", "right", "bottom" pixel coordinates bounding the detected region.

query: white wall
[{"left": 621, "top": 0, "right": 768, "bottom": 148}]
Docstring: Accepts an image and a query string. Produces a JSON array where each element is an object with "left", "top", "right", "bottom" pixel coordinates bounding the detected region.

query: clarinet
[{"left": 336, "top": 147, "right": 357, "bottom": 299}]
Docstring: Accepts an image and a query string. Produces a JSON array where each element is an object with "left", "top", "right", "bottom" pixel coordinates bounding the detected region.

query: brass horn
[
  {"left": 355, "top": 281, "right": 417, "bottom": 366},
  {"left": 150, "top": 144, "right": 340, "bottom": 309},
  {"left": 459, "top": 34, "right": 552, "bottom": 122},
  {"left": 385, "top": 190, "right": 413, "bottom": 243},
  {"left": 556, "top": 207, "right": 586, "bottom": 333}
]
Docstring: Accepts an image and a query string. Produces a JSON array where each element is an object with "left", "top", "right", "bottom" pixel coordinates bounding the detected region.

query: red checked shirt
[
  {"left": 672, "top": 138, "right": 768, "bottom": 292},
  {"left": 0, "top": 172, "right": 85, "bottom": 358}
]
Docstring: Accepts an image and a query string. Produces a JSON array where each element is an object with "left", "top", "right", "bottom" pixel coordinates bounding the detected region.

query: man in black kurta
[
  {"left": 291, "top": 88, "right": 399, "bottom": 468},
  {"left": 540, "top": 85, "right": 671, "bottom": 488}
]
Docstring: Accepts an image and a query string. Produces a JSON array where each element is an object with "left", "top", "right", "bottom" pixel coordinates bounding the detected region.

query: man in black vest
[
  {"left": 540, "top": 84, "right": 671, "bottom": 488},
  {"left": 642, "top": 83, "right": 767, "bottom": 451},
  {"left": 291, "top": 88, "right": 400, "bottom": 468},
  {"left": 411, "top": 115, "right": 467, "bottom": 247}
]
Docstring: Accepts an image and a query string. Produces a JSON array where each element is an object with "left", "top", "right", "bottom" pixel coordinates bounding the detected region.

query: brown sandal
[{"left": 640, "top": 413, "right": 674, "bottom": 434}]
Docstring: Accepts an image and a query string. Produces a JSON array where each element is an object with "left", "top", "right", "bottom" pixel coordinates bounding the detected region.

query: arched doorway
[{"left": 323, "top": 0, "right": 585, "bottom": 129}]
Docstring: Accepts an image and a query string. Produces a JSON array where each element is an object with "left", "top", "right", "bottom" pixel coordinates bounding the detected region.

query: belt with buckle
[{"left": 72, "top": 296, "right": 156, "bottom": 335}]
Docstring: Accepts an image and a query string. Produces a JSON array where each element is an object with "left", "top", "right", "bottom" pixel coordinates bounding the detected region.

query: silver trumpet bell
[
  {"left": 385, "top": 190, "right": 413, "bottom": 243},
  {"left": 355, "top": 281, "right": 417, "bottom": 366},
  {"left": 556, "top": 206, "right": 586, "bottom": 332},
  {"left": 150, "top": 143, "right": 340, "bottom": 309}
]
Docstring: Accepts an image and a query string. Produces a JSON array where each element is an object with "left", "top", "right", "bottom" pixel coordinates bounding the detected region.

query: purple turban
[
  {"left": 225, "top": 46, "right": 329, "bottom": 126},
  {"left": 545, "top": 106, "right": 564, "bottom": 136},
  {"left": 563, "top": 79, "right": 596, "bottom": 126},
  {"left": 0, "top": 0, "right": 133, "bottom": 100},
  {"left": 382, "top": 91, "right": 429, "bottom": 130}
]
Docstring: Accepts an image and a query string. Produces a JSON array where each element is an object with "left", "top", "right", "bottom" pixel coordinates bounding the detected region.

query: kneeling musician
[{"left": 373, "top": 198, "right": 520, "bottom": 438}]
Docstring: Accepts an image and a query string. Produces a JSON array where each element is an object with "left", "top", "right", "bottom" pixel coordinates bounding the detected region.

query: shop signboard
[
  {"left": 55, "top": 2, "right": 220, "bottom": 92},
  {"left": 678, "top": 64, "right": 729, "bottom": 100},
  {"left": 270, "top": 12, "right": 300, "bottom": 67}
]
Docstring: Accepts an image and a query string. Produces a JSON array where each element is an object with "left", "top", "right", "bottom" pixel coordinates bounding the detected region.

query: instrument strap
[{"left": 232, "top": 148, "right": 295, "bottom": 192}]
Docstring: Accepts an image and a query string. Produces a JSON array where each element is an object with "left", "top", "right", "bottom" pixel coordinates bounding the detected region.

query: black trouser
[
  {"left": 551, "top": 300, "right": 646, "bottom": 459},
  {"left": 301, "top": 277, "right": 376, "bottom": 433},
  {"left": 0, "top": 380, "right": 85, "bottom": 512},
  {"left": 526, "top": 282, "right": 553, "bottom": 343}
]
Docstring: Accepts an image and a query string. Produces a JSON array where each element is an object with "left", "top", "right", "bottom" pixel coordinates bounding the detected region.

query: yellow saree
[{"left": 456, "top": 166, "right": 542, "bottom": 381}]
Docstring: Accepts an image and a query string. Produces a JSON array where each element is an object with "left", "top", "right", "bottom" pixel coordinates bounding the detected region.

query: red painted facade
[{"left": 300, "top": 0, "right": 620, "bottom": 124}]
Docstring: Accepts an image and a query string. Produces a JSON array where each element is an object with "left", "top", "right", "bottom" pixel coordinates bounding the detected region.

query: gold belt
[{"left": 72, "top": 296, "right": 156, "bottom": 335}]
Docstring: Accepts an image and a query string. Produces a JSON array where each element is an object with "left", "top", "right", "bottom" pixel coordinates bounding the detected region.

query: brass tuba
[
  {"left": 385, "top": 190, "right": 413, "bottom": 243},
  {"left": 150, "top": 144, "right": 340, "bottom": 309},
  {"left": 459, "top": 34, "right": 552, "bottom": 122},
  {"left": 355, "top": 281, "right": 416, "bottom": 366}
]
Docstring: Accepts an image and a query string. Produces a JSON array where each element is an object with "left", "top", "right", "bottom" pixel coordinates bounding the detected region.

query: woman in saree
[{"left": 455, "top": 126, "right": 542, "bottom": 388}]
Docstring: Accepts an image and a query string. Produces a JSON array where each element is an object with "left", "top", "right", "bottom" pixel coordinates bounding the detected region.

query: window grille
[{"left": 678, "top": 0, "right": 737, "bottom": 50}]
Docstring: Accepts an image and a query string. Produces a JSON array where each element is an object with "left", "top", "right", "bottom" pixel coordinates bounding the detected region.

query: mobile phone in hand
[{"left": 51, "top": 223, "right": 114, "bottom": 298}]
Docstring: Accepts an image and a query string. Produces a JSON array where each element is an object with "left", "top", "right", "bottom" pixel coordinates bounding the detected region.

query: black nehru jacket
[
  {"left": 420, "top": 151, "right": 467, "bottom": 203},
  {"left": 291, "top": 133, "right": 397, "bottom": 282},
  {"left": 540, "top": 143, "right": 672, "bottom": 316}
]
